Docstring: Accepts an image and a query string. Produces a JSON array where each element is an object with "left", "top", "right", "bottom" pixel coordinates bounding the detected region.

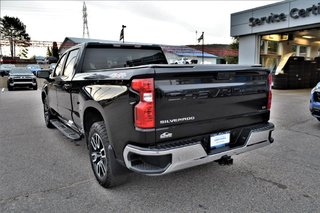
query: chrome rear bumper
[{"left": 123, "top": 123, "right": 274, "bottom": 175}]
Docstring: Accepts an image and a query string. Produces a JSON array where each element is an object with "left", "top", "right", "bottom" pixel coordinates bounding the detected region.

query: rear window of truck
[{"left": 82, "top": 48, "right": 167, "bottom": 72}]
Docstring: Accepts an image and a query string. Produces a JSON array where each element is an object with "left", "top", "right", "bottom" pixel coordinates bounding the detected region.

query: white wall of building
[{"left": 239, "top": 35, "right": 260, "bottom": 64}]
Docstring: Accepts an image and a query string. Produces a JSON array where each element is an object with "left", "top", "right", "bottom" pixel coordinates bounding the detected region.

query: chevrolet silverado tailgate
[{"left": 154, "top": 65, "right": 271, "bottom": 143}]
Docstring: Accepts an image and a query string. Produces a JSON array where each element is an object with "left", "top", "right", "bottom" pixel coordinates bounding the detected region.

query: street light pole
[
  {"left": 202, "top": 32, "right": 204, "bottom": 64},
  {"left": 121, "top": 25, "right": 126, "bottom": 43}
]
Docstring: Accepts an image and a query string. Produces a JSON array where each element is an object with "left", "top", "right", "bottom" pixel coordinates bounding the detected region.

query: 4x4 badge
[{"left": 160, "top": 132, "right": 173, "bottom": 139}]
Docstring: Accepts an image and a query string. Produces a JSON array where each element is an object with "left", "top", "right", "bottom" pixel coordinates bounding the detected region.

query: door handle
[{"left": 63, "top": 83, "right": 72, "bottom": 90}]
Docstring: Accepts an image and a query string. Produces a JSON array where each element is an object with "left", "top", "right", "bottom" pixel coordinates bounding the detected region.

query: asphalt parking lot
[{"left": 0, "top": 86, "right": 319, "bottom": 212}]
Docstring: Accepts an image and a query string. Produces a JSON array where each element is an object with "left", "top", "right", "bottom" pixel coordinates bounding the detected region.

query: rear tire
[
  {"left": 88, "top": 121, "right": 127, "bottom": 188},
  {"left": 33, "top": 85, "right": 38, "bottom": 90},
  {"left": 7, "top": 85, "right": 13, "bottom": 91},
  {"left": 43, "top": 96, "right": 55, "bottom": 128}
]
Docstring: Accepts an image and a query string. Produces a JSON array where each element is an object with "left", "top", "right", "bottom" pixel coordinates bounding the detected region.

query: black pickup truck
[{"left": 38, "top": 42, "right": 274, "bottom": 188}]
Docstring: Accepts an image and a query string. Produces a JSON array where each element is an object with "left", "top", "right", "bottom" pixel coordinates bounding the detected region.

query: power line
[{"left": 0, "top": 40, "right": 62, "bottom": 48}]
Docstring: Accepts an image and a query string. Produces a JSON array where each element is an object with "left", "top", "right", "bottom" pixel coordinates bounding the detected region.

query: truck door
[
  {"left": 56, "top": 49, "right": 79, "bottom": 123},
  {"left": 48, "top": 53, "right": 67, "bottom": 112}
]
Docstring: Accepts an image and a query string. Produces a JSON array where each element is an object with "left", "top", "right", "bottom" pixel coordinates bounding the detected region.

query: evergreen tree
[
  {"left": 52, "top": 42, "right": 59, "bottom": 60},
  {"left": 230, "top": 37, "right": 239, "bottom": 50},
  {"left": 0, "top": 16, "right": 31, "bottom": 58},
  {"left": 226, "top": 37, "right": 239, "bottom": 64}
]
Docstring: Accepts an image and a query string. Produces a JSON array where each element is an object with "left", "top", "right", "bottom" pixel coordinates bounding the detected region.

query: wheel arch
[
  {"left": 83, "top": 107, "right": 104, "bottom": 139},
  {"left": 41, "top": 91, "right": 46, "bottom": 104}
]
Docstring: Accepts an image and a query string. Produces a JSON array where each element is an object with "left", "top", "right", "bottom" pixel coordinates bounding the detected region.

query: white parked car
[{"left": 0, "top": 64, "right": 16, "bottom": 76}]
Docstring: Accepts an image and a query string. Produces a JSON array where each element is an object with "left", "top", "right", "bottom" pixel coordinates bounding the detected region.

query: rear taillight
[
  {"left": 267, "top": 74, "right": 272, "bottom": 110},
  {"left": 131, "top": 78, "right": 155, "bottom": 128}
]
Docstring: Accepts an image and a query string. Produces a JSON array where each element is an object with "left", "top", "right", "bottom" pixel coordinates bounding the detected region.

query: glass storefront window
[
  {"left": 260, "top": 39, "right": 280, "bottom": 71},
  {"left": 260, "top": 40, "right": 279, "bottom": 55},
  {"left": 299, "top": 46, "right": 307, "bottom": 57},
  {"left": 268, "top": 41, "right": 278, "bottom": 55}
]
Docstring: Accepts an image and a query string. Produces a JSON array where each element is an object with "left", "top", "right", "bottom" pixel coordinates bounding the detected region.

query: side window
[
  {"left": 54, "top": 54, "right": 67, "bottom": 77},
  {"left": 63, "top": 49, "right": 79, "bottom": 78}
]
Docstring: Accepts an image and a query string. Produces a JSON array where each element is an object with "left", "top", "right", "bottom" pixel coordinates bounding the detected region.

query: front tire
[{"left": 88, "top": 121, "right": 127, "bottom": 188}]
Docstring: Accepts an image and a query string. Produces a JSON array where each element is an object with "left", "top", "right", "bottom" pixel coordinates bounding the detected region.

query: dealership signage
[{"left": 249, "top": 2, "right": 320, "bottom": 27}]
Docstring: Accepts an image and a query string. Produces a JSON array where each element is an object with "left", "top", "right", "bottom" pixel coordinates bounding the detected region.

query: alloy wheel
[{"left": 90, "top": 133, "right": 107, "bottom": 178}]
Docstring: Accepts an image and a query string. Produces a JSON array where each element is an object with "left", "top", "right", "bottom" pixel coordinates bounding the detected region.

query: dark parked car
[
  {"left": 310, "top": 82, "right": 320, "bottom": 121},
  {"left": 7, "top": 68, "right": 37, "bottom": 91},
  {"left": 35, "top": 56, "right": 46, "bottom": 64},
  {"left": 46, "top": 56, "right": 58, "bottom": 64},
  {"left": 0, "top": 64, "right": 16, "bottom": 76}
]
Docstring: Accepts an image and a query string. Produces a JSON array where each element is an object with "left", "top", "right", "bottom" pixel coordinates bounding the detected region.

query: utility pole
[
  {"left": 120, "top": 25, "right": 126, "bottom": 43},
  {"left": 83, "top": 2, "right": 90, "bottom": 38},
  {"left": 202, "top": 32, "right": 204, "bottom": 64},
  {"left": 197, "top": 31, "right": 204, "bottom": 64},
  {"left": 195, "top": 30, "right": 198, "bottom": 44}
]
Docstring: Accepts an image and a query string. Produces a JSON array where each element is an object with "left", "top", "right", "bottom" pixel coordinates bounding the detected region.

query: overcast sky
[{"left": 1, "top": 0, "right": 281, "bottom": 46}]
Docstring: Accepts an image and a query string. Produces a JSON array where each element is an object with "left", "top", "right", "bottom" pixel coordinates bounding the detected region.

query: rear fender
[{"left": 80, "top": 85, "right": 128, "bottom": 146}]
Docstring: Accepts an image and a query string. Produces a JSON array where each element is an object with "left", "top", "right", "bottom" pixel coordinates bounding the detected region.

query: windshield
[
  {"left": 10, "top": 68, "right": 33, "bottom": 74},
  {"left": 82, "top": 47, "right": 167, "bottom": 72}
]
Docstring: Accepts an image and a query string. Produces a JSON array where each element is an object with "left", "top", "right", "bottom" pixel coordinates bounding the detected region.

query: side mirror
[{"left": 37, "top": 70, "right": 51, "bottom": 79}]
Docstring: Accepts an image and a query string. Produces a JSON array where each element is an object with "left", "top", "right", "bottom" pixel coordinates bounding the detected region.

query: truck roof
[{"left": 72, "top": 41, "right": 163, "bottom": 51}]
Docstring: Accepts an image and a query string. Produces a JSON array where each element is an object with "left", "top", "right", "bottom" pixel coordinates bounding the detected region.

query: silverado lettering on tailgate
[{"left": 160, "top": 116, "right": 195, "bottom": 124}]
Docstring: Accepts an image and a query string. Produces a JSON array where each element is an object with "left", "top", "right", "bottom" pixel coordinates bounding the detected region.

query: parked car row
[
  {"left": 0, "top": 63, "right": 56, "bottom": 77},
  {"left": 35, "top": 56, "right": 58, "bottom": 64},
  {"left": 1, "top": 63, "right": 56, "bottom": 91}
]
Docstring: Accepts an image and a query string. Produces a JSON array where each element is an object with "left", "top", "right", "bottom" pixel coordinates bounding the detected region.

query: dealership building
[
  {"left": 231, "top": 0, "right": 320, "bottom": 66},
  {"left": 231, "top": 0, "right": 320, "bottom": 88}
]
